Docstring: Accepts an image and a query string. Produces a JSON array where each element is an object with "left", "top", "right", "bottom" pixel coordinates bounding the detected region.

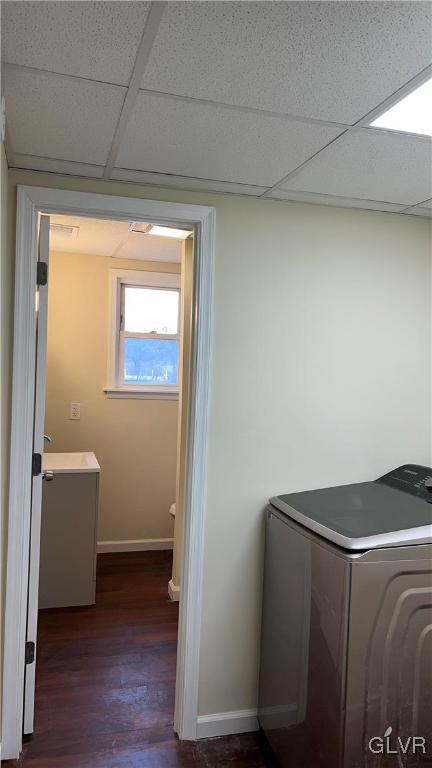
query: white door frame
[{"left": 1, "top": 185, "right": 215, "bottom": 760}]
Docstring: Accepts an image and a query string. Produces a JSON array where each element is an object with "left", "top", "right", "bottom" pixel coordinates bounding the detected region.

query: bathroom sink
[{"left": 42, "top": 451, "right": 100, "bottom": 474}]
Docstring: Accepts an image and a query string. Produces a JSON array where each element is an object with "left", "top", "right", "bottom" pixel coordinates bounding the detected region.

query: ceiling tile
[
  {"left": 142, "top": 1, "right": 432, "bottom": 124},
  {"left": 12, "top": 154, "right": 105, "bottom": 178},
  {"left": 4, "top": 68, "right": 125, "bottom": 166},
  {"left": 280, "top": 129, "right": 432, "bottom": 206},
  {"left": 49, "top": 216, "right": 183, "bottom": 261},
  {"left": 111, "top": 167, "right": 268, "bottom": 196},
  {"left": 403, "top": 207, "right": 432, "bottom": 218},
  {"left": 1, "top": 1, "right": 150, "bottom": 86},
  {"left": 50, "top": 216, "right": 131, "bottom": 256},
  {"left": 115, "top": 92, "right": 342, "bottom": 186},
  {"left": 266, "top": 188, "right": 405, "bottom": 214},
  {"left": 116, "top": 232, "right": 182, "bottom": 263}
]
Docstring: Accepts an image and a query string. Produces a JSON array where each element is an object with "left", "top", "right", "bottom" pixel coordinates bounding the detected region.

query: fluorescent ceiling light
[
  {"left": 370, "top": 77, "right": 432, "bottom": 137},
  {"left": 148, "top": 225, "right": 192, "bottom": 239},
  {"left": 131, "top": 222, "right": 192, "bottom": 239}
]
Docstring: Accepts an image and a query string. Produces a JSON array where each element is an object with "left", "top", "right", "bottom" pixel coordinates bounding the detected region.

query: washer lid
[{"left": 270, "top": 481, "right": 432, "bottom": 551}]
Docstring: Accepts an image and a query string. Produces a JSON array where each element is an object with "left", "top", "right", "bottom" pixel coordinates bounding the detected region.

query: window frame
[{"left": 106, "top": 269, "right": 181, "bottom": 399}]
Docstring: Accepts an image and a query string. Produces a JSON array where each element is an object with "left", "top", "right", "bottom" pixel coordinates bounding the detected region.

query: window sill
[{"left": 104, "top": 387, "right": 179, "bottom": 401}]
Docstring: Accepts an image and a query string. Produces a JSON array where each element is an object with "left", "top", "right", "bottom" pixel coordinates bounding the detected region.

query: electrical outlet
[{"left": 70, "top": 402, "right": 81, "bottom": 420}]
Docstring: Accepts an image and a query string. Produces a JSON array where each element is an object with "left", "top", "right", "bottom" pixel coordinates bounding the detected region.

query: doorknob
[{"left": 43, "top": 470, "right": 54, "bottom": 482}]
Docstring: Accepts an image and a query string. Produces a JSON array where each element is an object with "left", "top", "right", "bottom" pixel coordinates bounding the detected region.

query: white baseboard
[
  {"left": 97, "top": 538, "right": 174, "bottom": 553},
  {"left": 168, "top": 578, "right": 181, "bottom": 602},
  {"left": 196, "top": 709, "right": 259, "bottom": 739}
]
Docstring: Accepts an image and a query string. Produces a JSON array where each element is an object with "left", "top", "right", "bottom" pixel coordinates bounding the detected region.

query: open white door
[{"left": 23, "top": 214, "right": 50, "bottom": 735}]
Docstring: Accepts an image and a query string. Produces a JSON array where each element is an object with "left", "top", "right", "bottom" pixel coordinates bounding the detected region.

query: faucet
[{"left": 44, "top": 434, "right": 52, "bottom": 444}]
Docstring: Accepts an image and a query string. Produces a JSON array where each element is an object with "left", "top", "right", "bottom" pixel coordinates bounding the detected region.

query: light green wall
[{"left": 2, "top": 168, "right": 432, "bottom": 722}]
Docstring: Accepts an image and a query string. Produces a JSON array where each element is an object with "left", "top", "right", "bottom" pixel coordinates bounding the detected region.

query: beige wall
[
  {"left": 45, "top": 250, "right": 180, "bottom": 542},
  {"left": 2, "top": 169, "right": 431, "bottom": 723}
]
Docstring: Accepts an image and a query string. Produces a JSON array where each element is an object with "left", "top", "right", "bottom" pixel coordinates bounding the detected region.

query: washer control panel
[{"left": 377, "top": 464, "right": 432, "bottom": 501}]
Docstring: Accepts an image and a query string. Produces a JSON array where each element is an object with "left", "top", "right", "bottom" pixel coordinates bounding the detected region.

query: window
[{"left": 106, "top": 270, "right": 181, "bottom": 398}]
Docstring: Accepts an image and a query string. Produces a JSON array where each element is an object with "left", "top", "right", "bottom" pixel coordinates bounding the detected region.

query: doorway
[{"left": 2, "top": 186, "right": 215, "bottom": 760}]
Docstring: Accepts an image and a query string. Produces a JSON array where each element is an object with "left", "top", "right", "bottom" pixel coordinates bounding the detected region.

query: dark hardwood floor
[{"left": 6, "top": 551, "right": 270, "bottom": 767}]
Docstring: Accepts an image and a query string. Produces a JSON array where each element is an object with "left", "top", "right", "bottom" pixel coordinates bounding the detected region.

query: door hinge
[
  {"left": 25, "top": 641, "right": 35, "bottom": 665},
  {"left": 36, "top": 261, "right": 48, "bottom": 286},
  {"left": 32, "top": 453, "right": 42, "bottom": 476}
]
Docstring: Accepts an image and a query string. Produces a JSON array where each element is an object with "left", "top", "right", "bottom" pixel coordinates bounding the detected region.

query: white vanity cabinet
[{"left": 39, "top": 452, "right": 100, "bottom": 609}]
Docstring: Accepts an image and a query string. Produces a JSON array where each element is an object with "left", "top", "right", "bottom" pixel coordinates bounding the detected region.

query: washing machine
[{"left": 258, "top": 464, "right": 432, "bottom": 767}]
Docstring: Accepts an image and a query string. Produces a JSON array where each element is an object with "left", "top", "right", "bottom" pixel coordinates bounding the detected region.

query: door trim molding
[
  {"left": 1, "top": 188, "right": 40, "bottom": 760},
  {"left": 2, "top": 185, "right": 215, "bottom": 758}
]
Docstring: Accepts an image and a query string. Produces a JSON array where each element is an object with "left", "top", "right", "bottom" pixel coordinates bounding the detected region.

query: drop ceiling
[
  {"left": 1, "top": 1, "right": 431, "bottom": 217},
  {"left": 49, "top": 215, "right": 183, "bottom": 262}
]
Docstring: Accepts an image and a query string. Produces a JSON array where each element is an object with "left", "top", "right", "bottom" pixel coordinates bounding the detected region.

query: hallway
[{"left": 7, "top": 551, "right": 268, "bottom": 767}]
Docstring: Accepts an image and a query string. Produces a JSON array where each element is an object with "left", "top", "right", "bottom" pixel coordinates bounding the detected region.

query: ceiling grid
[{"left": 1, "top": 0, "right": 431, "bottom": 216}]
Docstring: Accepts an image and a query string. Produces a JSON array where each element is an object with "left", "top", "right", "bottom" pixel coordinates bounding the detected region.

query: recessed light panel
[
  {"left": 370, "top": 78, "right": 432, "bottom": 137},
  {"left": 149, "top": 225, "right": 192, "bottom": 239},
  {"left": 131, "top": 223, "right": 191, "bottom": 239}
]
